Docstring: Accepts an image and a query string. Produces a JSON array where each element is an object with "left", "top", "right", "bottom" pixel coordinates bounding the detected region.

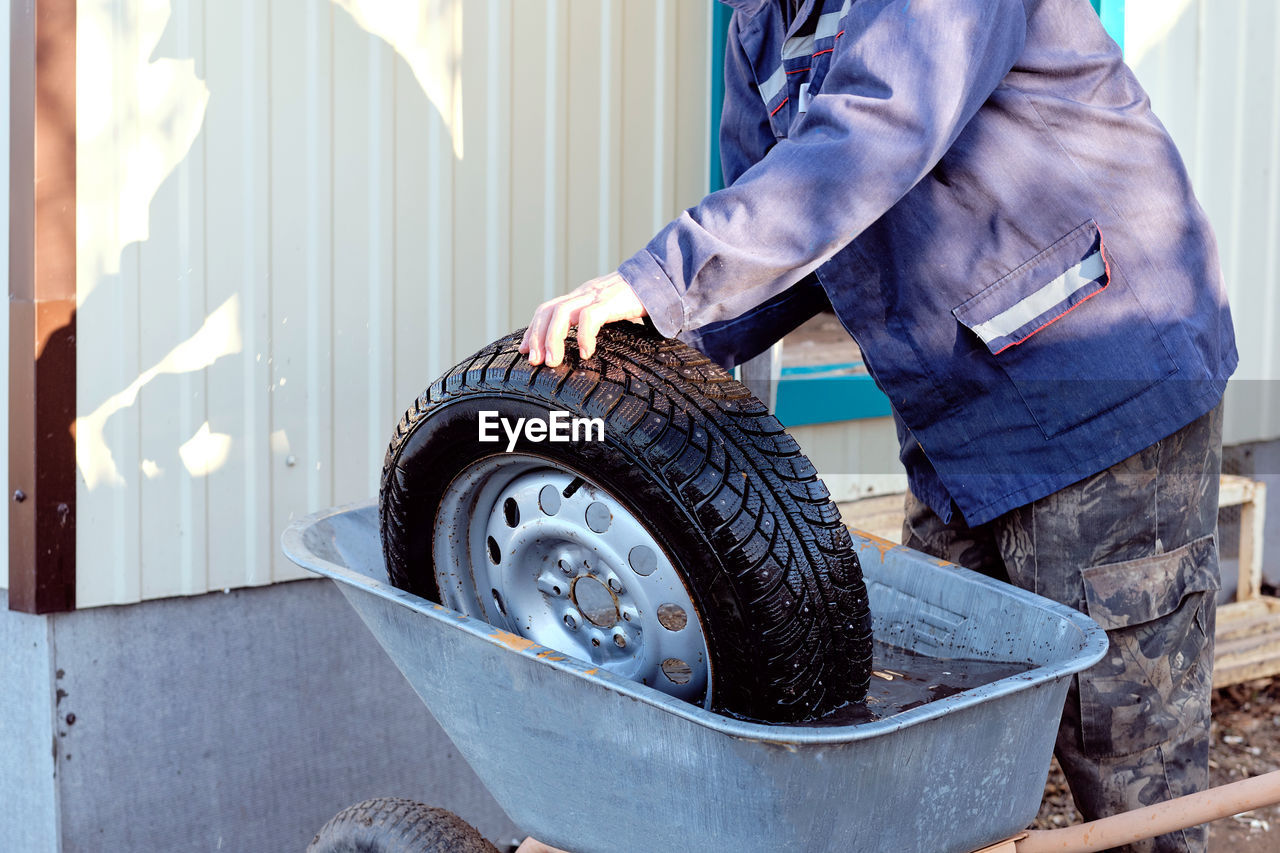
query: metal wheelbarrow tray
[{"left": 283, "top": 502, "right": 1108, "bottom": 853}]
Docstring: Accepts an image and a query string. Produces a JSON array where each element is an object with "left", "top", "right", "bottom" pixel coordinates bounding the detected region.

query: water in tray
[
  {"left": 722, "top": 640, "right": 1031, "bottom": 726},
  {"left": 807, "top": 641, "right": 1032, "bottom": 726}
]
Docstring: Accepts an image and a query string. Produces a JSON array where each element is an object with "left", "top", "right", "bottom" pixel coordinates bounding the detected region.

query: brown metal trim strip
[{"left": 9, "top": 0, "right": 77, "bottom": 613}]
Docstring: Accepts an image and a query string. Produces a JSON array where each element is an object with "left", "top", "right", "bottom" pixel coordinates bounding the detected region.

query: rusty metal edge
[{"left": 9, "top": 0, "right": 76, "bottom": 613}]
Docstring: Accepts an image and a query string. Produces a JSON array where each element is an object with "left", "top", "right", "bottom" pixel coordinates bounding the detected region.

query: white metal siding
[
  {"left": 75, "top": 0, "right": 709, "bottom": 606},
  {"left": 1127, "top": 0, "right": 1280, "bottom": 446}
]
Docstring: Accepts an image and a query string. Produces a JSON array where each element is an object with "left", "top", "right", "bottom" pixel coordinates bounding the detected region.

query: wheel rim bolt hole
[
  {"left": 558, "top": 557, "right": 574, "bottom": 576},
  {"left": 538, "top": 485, "right": 561, "bottom": 516},
  {"left": 656, "top": 603, "right": 687, "bottom": 632},
  {"left": 607, "top": 577, "right": 624, "bottom": 595},
  {"left": 491, "top": 588, "right": 507, "bottom": 617},
  {"left": 613, "top": 633, "right": 627, "bottom": 649},
  {"left": 503, "top": 497, "right": 520, "bottom": 528},
  {"left": 661, "top": 658, "right": 693, "bottom": 685},
  {"left": 585, "top": 501, "right": 612, "bottom": 534},
  {"left": 563, "top": 614, "right": 578, "bottom": 631},
  {"left": 486, "top": 537, "right": 501, "bottom": 565},
  {"left": 628, "top": 545, "right": 657, "bottom": 577}
]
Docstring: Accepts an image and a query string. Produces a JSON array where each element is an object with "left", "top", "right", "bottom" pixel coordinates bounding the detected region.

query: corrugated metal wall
[
  {"left": 74, "top": 0, "right": 709, "bottom": 607},
  {"left": 65, "top": 0, "right": 1280, "bottom": 604},
  {"left": 1127, "top": 0, "right": 1280, "bottom": 446}
]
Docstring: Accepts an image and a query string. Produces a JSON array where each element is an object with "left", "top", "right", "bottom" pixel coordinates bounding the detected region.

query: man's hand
[
  {"left": 520, "top": 271, "right": 648, "bottom": 367},
  {"left": 515, "top": 838, "right": 572, "bottom": 853}
]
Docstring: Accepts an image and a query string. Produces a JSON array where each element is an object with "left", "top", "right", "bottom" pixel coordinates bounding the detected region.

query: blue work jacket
[{"left": 616, "top": 0, "right": 1237, "bottom": 526}]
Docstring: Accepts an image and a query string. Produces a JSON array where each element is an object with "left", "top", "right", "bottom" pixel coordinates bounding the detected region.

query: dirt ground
[{"left": 1032, "top": 677, "right": 1280, "bottom": 850}]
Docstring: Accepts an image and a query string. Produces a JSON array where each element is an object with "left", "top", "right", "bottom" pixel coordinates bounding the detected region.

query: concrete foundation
[
  {"left": 0, "top": 579, "right": 519, "bottom": 852},
  {"left": 0, "top": 601, "right": 58, "bottom": 852}
]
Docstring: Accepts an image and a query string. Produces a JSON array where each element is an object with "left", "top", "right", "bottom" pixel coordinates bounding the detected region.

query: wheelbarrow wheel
[
  {"left": 380, "top": 323, "right": 872, "bottom": 722},
  {"left": 307, "top": 798, "right": 499, "bottom": 853}
]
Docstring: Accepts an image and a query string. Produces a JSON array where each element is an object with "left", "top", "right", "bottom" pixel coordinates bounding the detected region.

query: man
[{"left": 521, "top": 1, "right": 1236, "bottom": 849}]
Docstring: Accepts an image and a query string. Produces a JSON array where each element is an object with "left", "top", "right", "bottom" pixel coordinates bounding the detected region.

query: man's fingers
[
  {"left": 525, "top": 300, "right": 559, "bottom": 365},
  {"left": 515, "top": 839, "right": 571, "bottom": 853},
  {"left": 577, "top": 304, "right": 604, "bottom": 360},
  {"left": 524, "top": 311, "right": 544, "bottom": 364},
  {"left": 544, "top": 300, "right": 582, "bottom": 367},
  {"left": 523, "top": 272, "right": 647, "bottom": 366}
]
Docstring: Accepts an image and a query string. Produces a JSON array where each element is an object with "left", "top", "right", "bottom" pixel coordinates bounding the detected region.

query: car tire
[{"left": 379, "top": 323, "right": 872, "bottom": 722}]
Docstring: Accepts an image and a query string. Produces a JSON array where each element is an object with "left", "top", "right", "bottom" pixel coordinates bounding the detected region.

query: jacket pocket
[
  {"left": 952, "top": 220, "right": 1178, "bottom": 438},
  {"left": 1076, "top": 534, "right": 1219, "bottom": 758}
]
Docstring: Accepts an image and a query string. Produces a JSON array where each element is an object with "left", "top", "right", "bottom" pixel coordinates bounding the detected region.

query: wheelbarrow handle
[
  {"left": 520, "top": 767, "right": 1280, "bottom": 853},
  {"left": 518, "top": 771, "right": 1280, "bottom": 853},
  {"left": 1013, "top": 768, "right": 1280, "bottom": 853}
]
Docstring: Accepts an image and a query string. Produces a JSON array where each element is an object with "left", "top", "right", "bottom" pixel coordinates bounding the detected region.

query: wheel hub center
[
  {"left": 571, "top": 575, "right": 619, "bottom": 628},
  {"left": 435, "top": 457, "right": 710, "bottom": 705}
]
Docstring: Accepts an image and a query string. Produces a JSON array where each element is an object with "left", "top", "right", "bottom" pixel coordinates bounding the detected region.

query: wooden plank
[
  {"left": 1219, "top": 597, "right": 1280, "bottom": 627},
  {"left": 1214, "top": 656, "right": 1280, "bottom": 689},
  {"left": 1238, "top": 481, "right": 1267, "bottom": 603},
  {"left": 1219, "top": 598, "right": 1280, "bottom": 639},
  {"left": 1214, "top": 634, "right": 1280, "bottom": 688},
  {"left": 1219, "top": 474, "right": 1255, "bottom": 508},
  {"left": 1214, "top": 594, "right": 1280, "bottom": 687}
]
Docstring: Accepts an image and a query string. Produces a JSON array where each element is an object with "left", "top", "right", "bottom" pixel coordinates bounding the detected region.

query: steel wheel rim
[{"left": 432, "top": 453, "right": 711, "bottom": 705}]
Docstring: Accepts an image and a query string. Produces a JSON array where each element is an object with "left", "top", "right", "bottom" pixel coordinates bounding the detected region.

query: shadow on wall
[
  {"left": 63, "top": 0, "right": 499, "bottom": 847},
  {"left": 74, "top": 0, "right": 457, "bottom": 498}
]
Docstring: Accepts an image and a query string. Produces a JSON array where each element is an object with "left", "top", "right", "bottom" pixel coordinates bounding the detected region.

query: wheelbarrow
[{"left": 282, "top": 502, "right": 1280, "bottom": 853}]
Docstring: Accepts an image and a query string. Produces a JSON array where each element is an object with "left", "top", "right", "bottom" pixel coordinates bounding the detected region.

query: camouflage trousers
[{"left": 903, "top": 403, "right": 1223, "bottom": 853}]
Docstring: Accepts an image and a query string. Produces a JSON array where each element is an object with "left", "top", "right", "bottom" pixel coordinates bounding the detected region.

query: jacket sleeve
[
  {"left": 618, "top": 0, "right": 1029, "bottom": 339},
  {"left": 718, "top": 12, "right": 775, "bottom": 188}
]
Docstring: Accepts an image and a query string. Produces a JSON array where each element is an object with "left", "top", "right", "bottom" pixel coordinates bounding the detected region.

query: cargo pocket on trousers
[{"left": 1077, "top": 534, "right": 1219, "bottom": 758}]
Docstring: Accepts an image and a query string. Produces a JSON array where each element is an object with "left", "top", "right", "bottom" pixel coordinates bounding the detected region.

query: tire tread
[{"left": 380, "top": 324, "right": 871, "bottom": 720}]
